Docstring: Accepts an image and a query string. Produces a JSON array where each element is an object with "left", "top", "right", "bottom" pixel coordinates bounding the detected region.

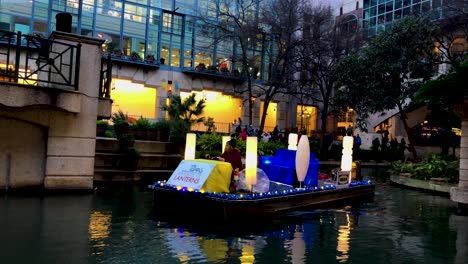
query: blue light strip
[{"left": 153, "top": 180, "right": 373, "bottom": 201}]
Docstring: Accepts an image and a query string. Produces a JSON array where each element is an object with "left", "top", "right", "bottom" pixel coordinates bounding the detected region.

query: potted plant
[
  {"left": 207, "top": 65, "right": 217, "bottom": 73},
  {"left": 153, "top": 119, "right": 171, "bottom": 142},
  {"left": 196, "top": 63, "right": 206, "bottom": 72},
  {"left": 96, "top": 120, "right": 109, "bottom": 137},
  {"left": 132, "top": 116, "right": 152, "bottom": 140},
  {"left": 112, "top": 110, "right": 130, "bottom": 138},
  {"left": 169, "top": 120, "right": 190, "bottom": 155},
  {"left": 145, "top": 54, "right": 156, "bottom": 64},
  {"left": 130, "top": 51, "right": 142, "bottom": 61},
  {"left": 113, "top": 49, "right": 123, "bottom": 58}
]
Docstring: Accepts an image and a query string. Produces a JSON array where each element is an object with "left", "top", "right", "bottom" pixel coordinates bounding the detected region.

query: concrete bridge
[{"left": 0, "top": 30, "right": 111, "bottom": 191}]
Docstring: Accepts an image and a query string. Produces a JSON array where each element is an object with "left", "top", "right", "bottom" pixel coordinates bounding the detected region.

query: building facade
[{"left": 0, "top": 0, "right": 322, "bottom": 134}]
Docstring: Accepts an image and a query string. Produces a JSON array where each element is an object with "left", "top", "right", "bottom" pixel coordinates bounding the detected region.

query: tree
[
  {"left": 296, "top": 3, "right": 363, "bottom": 153},
  {"left": 414, "top": 60, "right": 467, "bottom": 154},
  {"left": 200, "top": 0, "right": 265, "bottom": 125},
  {"left": 336, "top": 16, "right": 438, "bottom": 160},
  {"left": 256, "top": 0, "right": 302, "bottom": 134},
  {"left": 164, "top": 93, "right": 206, "bottom": 125}
]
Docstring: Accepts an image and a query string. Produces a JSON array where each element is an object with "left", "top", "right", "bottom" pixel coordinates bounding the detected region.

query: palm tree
[{"left": 164, "top": 94, "right": 206, "bottom": 125}]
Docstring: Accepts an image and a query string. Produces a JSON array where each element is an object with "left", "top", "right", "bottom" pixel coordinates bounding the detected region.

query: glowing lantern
[
  {"left": 295, "top": 135, "right": 310, "bottom": 188},
  {"left": 222, "top": 136, "right": 231, "bottom": 152},
  {"left": 341, "top": 136, "right": 354, "bottom": 172},
  {"left": 288, "top": 133, "right": 298, "bottom": 150},
  {"left": 184, "top": 133, "right": 196, "bottom": 160},
  {"left": 245, "top": 136, "right": 258, "bottom": 187}
]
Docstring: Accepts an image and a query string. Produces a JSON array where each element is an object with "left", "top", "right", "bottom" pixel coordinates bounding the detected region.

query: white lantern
[
  {"left": 184, "top": 133, "right": 196, "bottom": 160},
  {"left": 295, "top": 135, "right": 310, "bottom": 188},
  {"left": 288, "top": 133, "right": 298, "bottom": 150},
  {"left": 245, "top": 136, "right": 258, "bottom": 187},
  {"left": 340, "top": 136, "right": 354, "bottom": 171},
  {"left": 222, "top": 136, "right": 231, "bottom": 152}
]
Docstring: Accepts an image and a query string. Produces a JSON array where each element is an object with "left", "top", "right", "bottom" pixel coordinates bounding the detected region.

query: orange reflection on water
[
  {"left": 88, "top": 211, "right": 112, "bottom": 248},
  {"left": 336, "top": 213, "right": 351, "bottom": 263},
  {"left": 240, "top": 243, "right": 255, "bottom": 264}
]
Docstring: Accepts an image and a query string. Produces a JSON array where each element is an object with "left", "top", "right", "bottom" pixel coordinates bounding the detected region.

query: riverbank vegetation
[{"left": 388, "top": 154, "right": 459, "bottom": 184}]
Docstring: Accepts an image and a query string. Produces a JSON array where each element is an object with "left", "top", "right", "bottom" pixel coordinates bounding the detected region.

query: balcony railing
[
  {"left": 181, "top": 66, "right": 245, "bottom": 83},
  {"left": 102, "top": 52, "right": 161, "bottom": 69},
  {"left": 0, "top": 30, "right": 81, "bottom": 90}
]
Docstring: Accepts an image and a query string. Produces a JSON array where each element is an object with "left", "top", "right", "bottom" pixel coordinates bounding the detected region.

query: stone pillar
[
  {"left": 450, "top": 99, "right": 468, "bottom": 214},
  {"left": 44, "top": 32, "right": 104, "bottom": 190}
]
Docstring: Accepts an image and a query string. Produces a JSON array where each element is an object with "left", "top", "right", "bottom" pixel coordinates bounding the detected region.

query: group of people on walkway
[{"left": 232, "top": 118, "right": 283, "bottom": 143}]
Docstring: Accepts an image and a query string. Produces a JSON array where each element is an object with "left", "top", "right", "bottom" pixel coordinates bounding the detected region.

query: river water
[{"left": 1, "top": 177, "right": 467, "bottom": 264}]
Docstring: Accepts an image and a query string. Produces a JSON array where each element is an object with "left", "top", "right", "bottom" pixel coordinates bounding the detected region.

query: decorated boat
[{"left": 150, "top": 134, "right": 375, "bottom": 220}]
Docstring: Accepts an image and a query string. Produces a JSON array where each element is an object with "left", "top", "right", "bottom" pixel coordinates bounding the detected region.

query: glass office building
[
  {"left": 0, "top": 0, "right": 273, "bottom": 79},
  {"left": 0, "top": 0, "right": 301, "bottom": 132},
  {"left": 362, "top": 0, "right": 464, "bottom": 36}
]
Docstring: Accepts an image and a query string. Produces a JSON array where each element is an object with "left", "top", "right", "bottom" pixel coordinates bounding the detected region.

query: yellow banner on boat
[{"left": 195, "top": 159, "right": 232, "bottom": 193}]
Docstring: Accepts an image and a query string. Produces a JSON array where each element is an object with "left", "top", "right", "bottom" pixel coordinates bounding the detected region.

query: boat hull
[{"left": 152, "top": 184, "right": 375, "bottom": 220}]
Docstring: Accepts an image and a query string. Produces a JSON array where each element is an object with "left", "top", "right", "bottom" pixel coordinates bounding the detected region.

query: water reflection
[
  {"left": 1, "top": 183, "right": 467, "bottom": 264},
  {"left": 88, "top": 211, "right": 112, "bottom": 252},
  {"left": 336, "top": 213, "right": 351, "bottom": 262}
]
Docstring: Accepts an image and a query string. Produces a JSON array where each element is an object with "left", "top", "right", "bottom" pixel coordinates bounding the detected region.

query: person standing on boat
[{"left": 216, "top": 139, "right": 243, "bottom": 171}]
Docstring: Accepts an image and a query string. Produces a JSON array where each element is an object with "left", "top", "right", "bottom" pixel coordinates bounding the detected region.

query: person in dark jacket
[{"left": 215, "top": 139, "right": 243, "bottom": 171}]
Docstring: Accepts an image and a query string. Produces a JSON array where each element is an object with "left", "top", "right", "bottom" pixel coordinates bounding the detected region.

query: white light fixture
[
  {"left": 296, "top": 135, "right": 310, "bottom": 188},
  {"left": 222, "top": 136, "right": 231, "bottom": 152},
  {"left": 288, "top": 133, "right": 298, "bottom": 150},
  {"left": 245, "top": 136, "right": 258, "bottom": 189},
  {"left": 341, "top": 136, "right": 354, "bottom": 183},
  {"left": 184, "top": 133, "right": 196, "bottom": 160}
]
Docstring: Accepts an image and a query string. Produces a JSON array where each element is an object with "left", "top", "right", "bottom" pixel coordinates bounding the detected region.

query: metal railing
[
  {"left": 0, "top": 30, "right": 81, "bottom": 90},
  {"left": 182, "top": 66, "right": 245, "bottom": 81},
  {"left": 191, "top": 122, "right": 233, "bottom": 134}
]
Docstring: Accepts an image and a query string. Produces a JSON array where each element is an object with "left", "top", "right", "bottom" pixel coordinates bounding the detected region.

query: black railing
[
  {"left": 102, "top": 52, "right": 161, "bottom": 68},
  {"left": 181, "top": 67, "right": 245, "bottom": 83},
  {"left": 0, "top": 30, "right": 81, "bottom": 90}
]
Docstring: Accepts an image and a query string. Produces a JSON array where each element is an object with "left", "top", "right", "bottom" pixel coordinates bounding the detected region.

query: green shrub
[
  {"left": 111, "top": 110, "right": 129, "bottom": 125},
  {"left": 169, "top": 120, "right": 190, "bottom": 143},
  {"left": 388, "top": 154, "right": 459, "bottom": 183},
  {"left": 197, "top": 133, "right": 222, "bottom": 151},
  {"left": 153, "top": 119, "right": 171, "bottom": 129},
  {"left": 97, "top": 120, "right": 109, "bottom": 127},
  {"left": 258, "top": 140, "right": 287, "bottom": 156},
  {"left": 133, "top": 116, "right": 152, "bottom": 129},
  {"left": 104, "top": 131, "right": 113, "bottom": 138}
]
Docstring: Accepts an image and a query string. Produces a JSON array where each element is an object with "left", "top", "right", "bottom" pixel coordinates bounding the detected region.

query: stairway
[{"left": 94, "top": 137, "right": 183, "bottom": 185}]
